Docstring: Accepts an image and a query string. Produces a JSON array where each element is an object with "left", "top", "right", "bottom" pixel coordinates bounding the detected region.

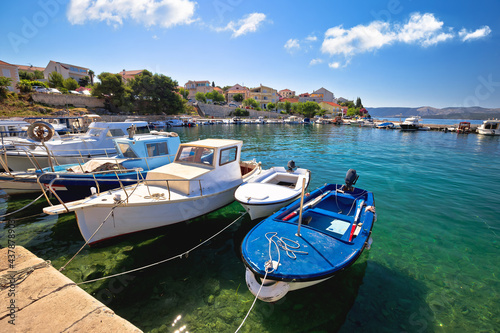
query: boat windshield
[
  {"left": 117, "top": 142, "right": 138, "bottom": 158},
  {"left": 176, "top": 146, "right": 214, "bottom": 166}
]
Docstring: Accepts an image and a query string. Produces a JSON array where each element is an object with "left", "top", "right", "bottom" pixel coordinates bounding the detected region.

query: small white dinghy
[{"left": 234, "top": 161, "right": 310, "bottom": 220}]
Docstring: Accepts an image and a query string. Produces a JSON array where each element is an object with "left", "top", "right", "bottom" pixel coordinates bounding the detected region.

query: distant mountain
[{"left": 366, "top": 106, "right": 500, "bottom": 120}]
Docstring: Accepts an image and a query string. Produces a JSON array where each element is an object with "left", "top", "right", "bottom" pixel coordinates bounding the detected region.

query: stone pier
[{"left": 0, "top": 246, "right": 141, "bottom": 332}]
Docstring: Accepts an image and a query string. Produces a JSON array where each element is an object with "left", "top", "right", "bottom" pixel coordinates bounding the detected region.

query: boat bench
[{"left": 303, "top": 207, "right": 355, "bottom": 240}]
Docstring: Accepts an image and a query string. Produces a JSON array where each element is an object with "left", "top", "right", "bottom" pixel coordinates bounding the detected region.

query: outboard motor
[
  {"left": 344, "top": 169, "right": 359, "bottom": 191},
  {"left": 287, "top": 160, "right": 297, "bottom": 172},
  {"left": 127, "top": 125, "right": 136, "bottom": 139}
]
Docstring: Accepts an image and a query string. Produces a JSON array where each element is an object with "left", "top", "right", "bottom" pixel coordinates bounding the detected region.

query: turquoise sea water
[{"left": 1, "top": 124, "right": 499, "bottom": 332}]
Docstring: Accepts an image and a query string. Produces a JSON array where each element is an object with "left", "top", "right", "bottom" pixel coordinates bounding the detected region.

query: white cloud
[
  {"left": 459, "top": 26, "right": 492, "bottom": 41},
  {"left": 320, "top": 12, "right": 492, "bottom": 68},
  {"left": 67, "top": 0, "right": 197, "bottom": 28},
  {"left": 284, "top": 38, "right": 300, "bottom": 52},
  {"left": 152, "top": 35, "right": 159, "bottom": 40},
  {"left": 216, "top": 12, "right": 267, "bottom": 38},
  {"left": 309, "top": 58, "right": 323, "bottom": 65},
  {"left": 328, "top": 62, "right": 340, "bottom": 69},
  {"left": 322, "top": 21, "right": 395, "bottom": 57},
  {"left": 306, "top": 35, "right": 317, "bottom": 42}
]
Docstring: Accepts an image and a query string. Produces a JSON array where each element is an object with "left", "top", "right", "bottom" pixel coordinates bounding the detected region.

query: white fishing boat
[
  {"left": 43, "top": 139, "right": 261, "bottom": 245},
  {"left": 1, "top": 121, "right": 149, "bottom": 171},
  {"left": 234, "top": 161, "right": 310, "bottom": 220},
  {"left": 476, "top": 119, "right": 500, "bottom": 136}
]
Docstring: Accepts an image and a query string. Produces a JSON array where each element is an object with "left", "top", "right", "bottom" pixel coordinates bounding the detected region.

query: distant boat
[
  {"left": 241, "top": 169, "right": 376, "bottom": 302},
  {"left": 399, "top": 116, "right": 421, "bottom": 131},
  {"left": 376, "top": 122, "right": 395, "bottom": 129},
  {"left": 476, "top": 119, "right": 500, "bottom": 136}
]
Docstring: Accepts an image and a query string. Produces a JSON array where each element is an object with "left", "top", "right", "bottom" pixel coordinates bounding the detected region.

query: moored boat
[
  {"left": 234, "top": 161, "right": 310, "bottom": 220},
  {"left": 43, "top": 139, "right": 261, "bottom": 245},
  {"left": 476, "top": 119, "right": 500, "bottom": 136},
  {"left": 399, "top": 116, "right": 421, "bottom": 131},
  {"left": 241, "top": 169, "right": 376, "bottom": 302}
]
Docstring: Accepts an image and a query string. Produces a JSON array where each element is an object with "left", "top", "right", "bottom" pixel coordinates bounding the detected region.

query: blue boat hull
[
  {"left": 39, "top": 171, "right": 146, "bottom": 202},
  {"left": 241, "top": 183, "right": 375, "bottom": 300}
]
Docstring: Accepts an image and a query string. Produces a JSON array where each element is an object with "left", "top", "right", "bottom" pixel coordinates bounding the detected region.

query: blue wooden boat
[
  {"left": 241, "top": 170, "right": 376, "bottom": 302},
  {"left": 37, "top": 131, "right": 180, "bottom": 202}
]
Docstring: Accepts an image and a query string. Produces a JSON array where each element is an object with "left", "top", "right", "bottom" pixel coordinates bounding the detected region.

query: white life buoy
[
  {"left": 245, "top": 267, "right": 290, "bottom": 303},
  {"left": 27, "top": 121, "right": 55, "bottom": 142}
]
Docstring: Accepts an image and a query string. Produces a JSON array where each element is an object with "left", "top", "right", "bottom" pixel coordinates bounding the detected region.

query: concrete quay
[{"left": 0, "top": 246, "right": 142, "bottom": 333}]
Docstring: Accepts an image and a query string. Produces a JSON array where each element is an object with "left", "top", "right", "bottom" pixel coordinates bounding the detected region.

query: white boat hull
[
  {"left": 477, "top": 129, "right": 500, "bottom": 136},
  {"left": 238, "top": 196, "right": 300, "bottom": 220},
  {"left": 245, "top": 267, "right": 331, "bottom": 302},
  {"left": 73, "top": 187, "right": 237, "bottom": 245}
]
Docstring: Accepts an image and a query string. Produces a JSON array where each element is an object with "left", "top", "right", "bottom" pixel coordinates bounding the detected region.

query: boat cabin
[{"left": 145, "top": 139, "right": 255, "bottom": 195}]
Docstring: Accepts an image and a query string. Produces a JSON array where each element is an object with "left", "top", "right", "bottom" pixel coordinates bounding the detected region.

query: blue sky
[{"left": 1, "top": 0, "right": 499, "bottom": 108}]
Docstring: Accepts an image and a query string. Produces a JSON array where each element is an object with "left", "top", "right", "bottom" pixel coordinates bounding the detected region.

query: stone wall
[
  {"left": 197, "top": 103, "right": 281, "bottom": 118},
  {"left": 32, "top": 93, "right": 105, "bottom": 108}
]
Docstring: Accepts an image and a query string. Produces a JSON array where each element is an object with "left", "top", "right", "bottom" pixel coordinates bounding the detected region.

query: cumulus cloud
[
  {"left": 328, "top": 62, "right": 340, "bottom": 69},
  {"left": 284, "top": 38, "right": 300, "bottom": 52},
  {"left": 320, "top": 13, "right": 491, "bottom": 68},
  {"left": 306, "top": 35, "right": 317, "bottom": 42},
  {"left": 459, "top": 26, "right": 492, "bottom": 41},
  {"left": 67, "top": 0, "right": 197, "bottom": 28},
  {"left": 309, "top": 58, "right": 323, "bottom": 65},
  {"left": 216, "top": 12, "right": 267, "bottom": 38}
]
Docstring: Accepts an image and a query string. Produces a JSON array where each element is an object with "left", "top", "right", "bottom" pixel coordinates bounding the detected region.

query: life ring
[
  {"left": 245, "top": 267, "right": 290, "bottom": 302},
  {"left": 27, "top": 121, "right": 55, "bottom": 142}
]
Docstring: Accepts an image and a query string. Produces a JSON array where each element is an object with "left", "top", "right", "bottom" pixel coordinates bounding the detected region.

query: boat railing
[{"left": 42, "top": 174, "right": 204, "bottom": 209}]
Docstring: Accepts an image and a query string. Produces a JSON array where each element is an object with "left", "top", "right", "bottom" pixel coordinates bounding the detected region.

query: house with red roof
[
  {"left": 319, "top": 101, "right": 344, "bottom": 115},
  {"left": 279, "top": 89, "right": 295, "bottom": 99},
  {"left": 119, "top": 69, "right": 145, "bottom": 83},
  {"left": 184, "top": 80, "right": 214, "bottom": 101}
]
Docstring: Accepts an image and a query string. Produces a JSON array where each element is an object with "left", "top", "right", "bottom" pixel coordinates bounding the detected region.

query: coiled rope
[{"left": 72, "top": 212, "right": 248, "bottom": 285}]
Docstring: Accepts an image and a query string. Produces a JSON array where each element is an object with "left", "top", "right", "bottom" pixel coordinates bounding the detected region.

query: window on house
[{"left": 2, "top": 69, "right": 11, "bottom": 77}]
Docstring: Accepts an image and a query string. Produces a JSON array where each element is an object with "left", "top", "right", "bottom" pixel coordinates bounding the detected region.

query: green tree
[
  {"left": 284, "top": 101, "right": 292, "bottom": 113},
  {"left": 233, "top": 93, "right": 244, "bottom": 102},
  {"left": 195, "top": 92, "right": 206, "bottom": 103},
  {"left": 48, "top": 71, "right": 64, "bottom": 88},
  {"left": 212, "top": 81, "right": 215, "bottom": 87},
  {"left": 34, "top": 70, "right": 44, "bottom": 80},
  {"left": 64, "top": 77, "right": 79, "bottom": 91},
  {"left": 178, "top": 87, "right": 189, "bottom": 100},
  {"left": 19, "top": 70, "right": 34, "bottom": 80},
  {"left": 300, "top": 101, "right": 321, "bottom": 118},
  {"left": 88, "top": 70, "right": 95, "bottom": 85},
  {"left": 0, "top": 77, "right": 12, "bottom": 99},
  {"left": 92, "top": 72, "right": 131, "bottom": 109},
  {"left": 221, "top": 85, "right": 231, "bottom": 92},
  {"left": 242, "top": 98, "right": 259, "bottom": 108},
  {"left": 79, "top": 76, "right": 90, "bottom": 87},
  {"left": 355, "top": 97, "right": 363, "bottom": 108},
  {"left": 267, "top": 102, "right": 276, "bottom": 111},
  {"left": 128, "top": 70, "right": 184, "bottom": 115},
  {"left": 210, "top": 90, "right": 225, "bottom": 102},
  {"left": 291, "top": 102, "right": 302, "bottom": 114},
  {"left": 233, "top": 108, "right": 249, "bottom": 116}
]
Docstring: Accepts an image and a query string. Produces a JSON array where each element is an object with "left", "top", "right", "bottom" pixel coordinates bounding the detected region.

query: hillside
[{"left": 366, "top": 106, "right": 500, "bottom": 120}]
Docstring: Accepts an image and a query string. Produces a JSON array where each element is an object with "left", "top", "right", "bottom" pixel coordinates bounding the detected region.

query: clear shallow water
[
  {"left": 380, "top": 117, "right": 485, "bottom": 125},
  {"left": 1, "top": 124, "right": 499, "bottom": 332}
]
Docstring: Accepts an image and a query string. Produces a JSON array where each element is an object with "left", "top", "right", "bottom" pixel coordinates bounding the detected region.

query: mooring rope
[
  {"left": 59, "top": 204, "right": 122, "bottom": 272},
  {"left": 0, "top": 192, "right": 44, "bottom": 219},
  {"left": 235, "top": 232, "right": 308, "bottom": 332},
  {"left": 0, "top": 260, "right": 51, "bottom": 290},
  {"left": 74, "top": 212, "right": 248, "bottom": 285}
]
